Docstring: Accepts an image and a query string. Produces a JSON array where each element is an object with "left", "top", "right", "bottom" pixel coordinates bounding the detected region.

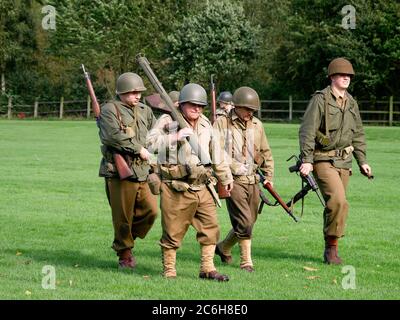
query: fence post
[
  {"left": 87, "top": 95, "right": 91, "bottom": 119},
  {"left": 7, "top": 96, "right": 12, "bottom": 119},
  {"left": 389, "top": 96, "right": 393, "bottom": 127},
  {"left": 59, "top": 96, "right": 64, "bottom": 119},
  {"left": 289, "top": 95, "right": 293, "bottom": 122},
  {"left": 34, "top": 98, "right": 39, "bottom": 118},
  {"left": 258, "top": 102, "right": 262, "bottom": 119}
]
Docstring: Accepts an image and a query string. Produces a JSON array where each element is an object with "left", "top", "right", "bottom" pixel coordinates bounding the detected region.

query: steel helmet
[
  {"left": 232, "top": 87, "right": 260, "bottom": 111},
  {"left": 116, "top": 72, "right": 147, "bottom": 94},
  {"left": 168, "top": 91, "right": 180, "bottom": 103},
  {"left": 179, "top": 83, "right": 207, "bottom": 106},
  {"left": 328, "top": 58, "right": 355, "bottom": 77},
  {"left": 217, "top": 91, "right": 233, "bottom": 103}
]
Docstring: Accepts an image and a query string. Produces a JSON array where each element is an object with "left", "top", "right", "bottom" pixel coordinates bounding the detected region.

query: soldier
[
  {"left": 146, "top": 83, "right": 233, "bottom": 281},
  {"left": 98, "top": 72, "right": 158, "bottom": 269},
  {"left": 216, "top": 91, "right": 234, "bottom": 118},
  {"left": 298, "top": 57, "right": 373, "bottom": 264},
  {"left": 168, "top": 90, "right": 180, "bottom": 108},
  {"left": 214, "top": 87, "right": 274, "bottom": 272}
]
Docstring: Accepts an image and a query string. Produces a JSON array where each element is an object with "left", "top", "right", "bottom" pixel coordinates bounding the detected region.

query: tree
[
  {"left": 266, "top": 0, "right": 400, "bottom": 99},
  {"left": 164, "top": 0, "right": 261, "bottom": 91}
]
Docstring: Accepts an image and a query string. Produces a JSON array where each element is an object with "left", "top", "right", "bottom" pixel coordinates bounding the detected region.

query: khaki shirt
[
  {"left": 98, "top": 100, "right": 156, "bottom": 180},
  {"left": 213, "top": 111, "right": 274, "bottom": 183},
  {"left": 299, "top": 86, "right": 367, "bottom": 169},
  {"left": 146, "top": 113, "right": 233, "bottom": 185}
]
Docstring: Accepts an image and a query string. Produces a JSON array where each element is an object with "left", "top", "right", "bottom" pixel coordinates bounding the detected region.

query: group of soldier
[{"left": 97, "top": 57, "right": 372, "bottom": 282}]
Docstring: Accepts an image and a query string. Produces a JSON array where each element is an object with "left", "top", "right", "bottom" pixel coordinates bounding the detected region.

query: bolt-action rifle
[
  {"left": 257, "top": 169, "right": 298, "bottom": 222},
  {"left": 286, "top": 155, "right": 325, "bottom": 215},
  {"left": 81, "top": 64, "right": 134, "bottom": 180}
]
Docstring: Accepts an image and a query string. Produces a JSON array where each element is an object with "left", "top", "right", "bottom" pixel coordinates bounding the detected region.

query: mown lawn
[{"left": 0, "top": 120, "right": 399, "bottom": 300}]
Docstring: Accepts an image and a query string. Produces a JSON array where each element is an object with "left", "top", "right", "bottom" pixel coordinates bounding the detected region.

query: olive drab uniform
[
  {"left": 300, "top": 85, "right": 367, "bottom": 237},
  {"left": 99, "top": 97, "right": 158, "bottom": 267},
  {"left": 214, "top": 86, "right": 274, "bottom": 272},
  {"left": 146, "top": 83, "right": 233, "bottom": 281}
]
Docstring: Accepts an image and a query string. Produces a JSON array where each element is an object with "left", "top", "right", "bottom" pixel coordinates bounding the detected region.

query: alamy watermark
[
  {"left": 41, "top": 265, "right": 56, "bottom": 289},
  {"left": 341, "top": 265, "right": 356, "bottom": 290},
  {"left": 41, "top": 5, "right": 56, "bottom": 30},
  {"left": 341, "top": 5, "right": 356, "bottom": 30}
]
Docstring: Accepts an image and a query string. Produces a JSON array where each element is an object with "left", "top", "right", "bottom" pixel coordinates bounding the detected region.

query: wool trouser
[
  {"left": 313, "top": 161, "right": 350, "bottom": 238},
  {"left": 159, "top": 183, "right": 219, "bottom": 249},
  {"left": 106, "top": 178, "right": 158, "bottom": 252},
  {"left": 226, "top": 182, "right": 260, "bottom": 239}
]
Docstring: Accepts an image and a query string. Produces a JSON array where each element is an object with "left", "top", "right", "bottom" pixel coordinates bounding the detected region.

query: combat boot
[
  {"left": 199, "top": 244, "right": 229, "bottom": 282},
  {"left": 239, "top": 239, "right": 254, "bottom": 272},
  {"left": 324, "top": 236, "right": 342, "bottom": 265},
  {"left": 215, "top": 229, "right": 238, "bottom": 264},
  {"left": 117, "top": 248, "right": 136, "bottom": 269},
  {"left": 162, "top": 247, "right": 177, "bottom": 278}
]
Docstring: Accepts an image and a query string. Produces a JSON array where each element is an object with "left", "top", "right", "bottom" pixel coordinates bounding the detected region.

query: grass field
[{"left": 0, "top": 119, "right": 399, "bottom": 300}]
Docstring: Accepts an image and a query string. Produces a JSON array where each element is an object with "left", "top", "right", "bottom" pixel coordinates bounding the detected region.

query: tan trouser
[
  {"left": 226, "top": 182, "right": 260, "bottom": 239},
  {"left": 313, "top": 162, "right": 350, "bottom": 238},
  {"left": 159, "top": 182, "right": 219, "bottom": 249},
  {"left": 106, "top": 178, "right": 158, "bottom": 252}
]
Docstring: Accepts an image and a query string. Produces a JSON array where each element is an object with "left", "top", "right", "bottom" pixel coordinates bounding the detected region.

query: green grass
[{"left": 0, "top": 120, "right": 399, "bottom": 300}]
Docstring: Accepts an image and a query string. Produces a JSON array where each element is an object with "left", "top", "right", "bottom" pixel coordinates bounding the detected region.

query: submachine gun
[
  {"left": 286, "top": 155, "right": 325, "bottom": 215},
  {"left": 257, "top": 169, "right": 298, "bottom": 222}
]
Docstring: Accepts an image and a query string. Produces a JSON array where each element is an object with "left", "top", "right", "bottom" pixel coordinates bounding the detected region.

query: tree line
[{"left": 1, "top": 0, "right": 399, "bottom": 106}]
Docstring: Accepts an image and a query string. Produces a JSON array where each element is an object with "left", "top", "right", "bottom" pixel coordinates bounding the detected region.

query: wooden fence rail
[{"left": 1, "top": 95, "right": 399, "bottom": 125}]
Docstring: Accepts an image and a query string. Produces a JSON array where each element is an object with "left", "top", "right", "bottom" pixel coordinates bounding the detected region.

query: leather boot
[
  {"left": 117, "top": 248, "right": 136, "bottom": 269},
  {"left": 215, "top": 229, "right": 238, "bottom": 264},
  {"left": 199, "top": 245, "right": 229, "bottom": 282},
  {"left": 239, "top": 239, "right": 254, "bottom": 272},
  {"left": 162, "top": 248, "right": 177, "bottom": 278},
  {"left": 324, "top": 236, "right": 342, "bottom": 265}
]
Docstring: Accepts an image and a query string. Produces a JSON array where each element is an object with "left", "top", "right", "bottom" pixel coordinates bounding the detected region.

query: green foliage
[
  {"left": 264, "top": 0, "right": 400, "bottom": 98},
  {"left": 165, "top": 0, "right": 260, "bottom": 90}
]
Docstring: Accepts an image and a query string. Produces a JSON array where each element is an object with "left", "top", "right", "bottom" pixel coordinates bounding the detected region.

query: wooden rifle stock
[
  {"left": 81, "top": 64, "right": 133, "bottom": 180},
  {"left": 263, "top": 181, "right": 298, "bottom": 222}
]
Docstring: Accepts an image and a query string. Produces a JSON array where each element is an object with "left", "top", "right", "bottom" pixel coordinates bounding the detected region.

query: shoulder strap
[
  {"left": 323, "top": 90, "right": 329, "bottom": 136},
  {"left": 112, "top": 102, "right": 125, "bottom": 131}
]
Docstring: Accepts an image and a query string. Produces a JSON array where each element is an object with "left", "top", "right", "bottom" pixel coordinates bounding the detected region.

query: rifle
[
  {"left": 286, "top": 155, "right": 325, "bottom": 214},
  {"left": 210, "top": 75, "right": 217, "bottom": 124},
  {"left": 210, "top": 75, "right": 231, "bottom": 199},
  {"left": 257, "top": 169, "right": 298, "bottom": 222},
  {"left": 81, "top": 64, "right": 134, "bottom": 180},
  {"left": 136, "top": 54, "right": 212, "bottom": 165}
]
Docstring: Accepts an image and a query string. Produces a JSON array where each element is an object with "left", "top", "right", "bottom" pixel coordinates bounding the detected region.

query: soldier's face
[
  {"left": 119, "top": 91, "right": 142, "bottom": 107},
  {"left": 235, "top": 106, "right": 254, "bottom": 122},
  {"left": 331, "top": 74, "right": 351, "bottom": 90},
  {"left": 181, "top": 102, "right": 204, "bottom": 121},
  {"left": 219, "top": 102, "right": 230, "bottom": 111}
]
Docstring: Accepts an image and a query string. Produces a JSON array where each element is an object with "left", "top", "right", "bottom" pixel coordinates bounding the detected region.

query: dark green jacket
[
  {"left": 299, "top": 86, "right": 367, "bottom": 169},
  {"left": 98, "top": 99, "right": 156, "bottom": 181}
]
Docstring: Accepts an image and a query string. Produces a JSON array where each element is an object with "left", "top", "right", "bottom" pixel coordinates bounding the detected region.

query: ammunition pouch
[
  {"left": 147, "top": 172, "right": 161, "bottom": 195},
  {"left": 159, "top": 164, "right": 189, "bottom": 180},
  {"left": 316, "top": 130, "right": 330, "bottom": 147},
  {"left": 187, "top": 165, "right": 213, "bottom": 185},
  {"left": 314, "top": 146, "right": 354, "bottom": 160}
]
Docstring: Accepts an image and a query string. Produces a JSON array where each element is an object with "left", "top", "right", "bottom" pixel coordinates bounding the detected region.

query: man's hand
[
  {"left": 139, "top": 147, "right": 151, "bottom": 161},
  {"left": 360, "top": 164, "right": 373, "bottom": 179},
  {"left": 263, "top": 180, "right": 273, "bottom": 188},
  {"left": 176, "top": 127, "right": 193, "bottom": 141},
  {"left": 225, "top": 182, "right": 234, "bottom": 192},
  {"left": 299, "top": 162, "right": 313, "bottom": 176}
]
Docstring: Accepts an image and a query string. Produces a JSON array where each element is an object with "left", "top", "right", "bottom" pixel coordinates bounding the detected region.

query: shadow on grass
[{"left": 253, "top": 246, "right": 322, "bottom": 264}]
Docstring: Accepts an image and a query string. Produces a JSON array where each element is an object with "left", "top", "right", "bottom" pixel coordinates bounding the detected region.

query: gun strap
[
  {"left": 324, "top": 89, "right": 330, "bottom": 137},
  {"left": 113, "top": 102, "right": 125, "bottom": 131}
]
